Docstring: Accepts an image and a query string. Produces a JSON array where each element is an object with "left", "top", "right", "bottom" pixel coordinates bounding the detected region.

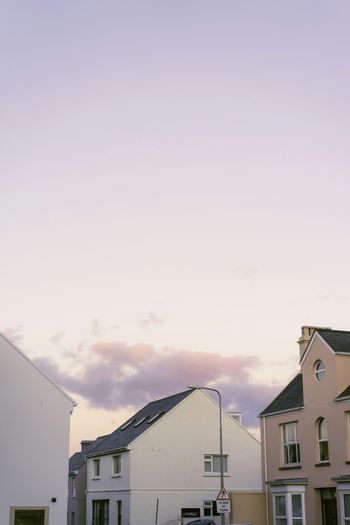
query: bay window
[{"left": 272, "top": 486, "right": 305, "bottom": 525}]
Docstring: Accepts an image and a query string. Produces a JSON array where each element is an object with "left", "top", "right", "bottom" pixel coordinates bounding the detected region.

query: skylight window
[
  {"left": 120, "top": 420, "right": 134, "bottom": 431},
  {"left": 134, "top": 417, "right": 147, "bottom": 427},
  {"left": 147, "top": 412, "right": 164, "bottom": 424}
]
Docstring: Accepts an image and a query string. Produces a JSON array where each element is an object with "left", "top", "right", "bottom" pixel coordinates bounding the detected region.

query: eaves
[{"left": 259, "top": 406, "right": 304, "bottom": 419}]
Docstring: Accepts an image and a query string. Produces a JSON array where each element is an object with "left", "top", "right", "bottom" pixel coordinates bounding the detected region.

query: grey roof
[
  {"left": 69, "top": 436, "right": 109, "bottom": 472},
  {"left": 87, "top": 390, "right": 193, "bottom": 457},
  {"left": 335, "top": 384, "right": 350, "bottom": 401},
  {"left": 317, "top": 329, "right": 350, "bottom": 354},
  {"left": 259, "top": 374, "right": 304, "bottom": 417}
]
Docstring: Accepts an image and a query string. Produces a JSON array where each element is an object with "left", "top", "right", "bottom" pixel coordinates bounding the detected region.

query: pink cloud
[{"left": 34, "top": 341, "right": 280, "bottom": 428}]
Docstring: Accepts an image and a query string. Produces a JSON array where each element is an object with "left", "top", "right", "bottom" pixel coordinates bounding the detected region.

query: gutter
[
  {"left": 86, "top": 447, "right": 128, "bottom": 458},
  {"left": 263, "top": 416, "right": 269, "bottom": 525},
  {"left": 258, "top": 406, "right": 304, "bottom": 419}
]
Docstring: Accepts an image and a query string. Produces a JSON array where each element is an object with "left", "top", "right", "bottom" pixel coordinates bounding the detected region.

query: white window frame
[
  {"left": 204, "top": 454, "right": 228, "bottom": 475},
  {"left": 315, "top": 360, "right": 325, "bottom": 382},
  {"left": 338, "top": 484, "right": 350, "bottom": 525},
  {"left": 72, "top": 475, "right": 76, "bottom": 497},
  {"left": 341, "top": 492, "right": 350, "bottom": 525},
  {"left": 112, "top": 455, "right": 121, "bottom": 477},
  {"left": 281, "top": 422, "right": 301, "bottom": 466},
  {"left": 271, "top": 485, "right": 306, "bottom": 525},
  {"left": 317, "top": 418, "right": 329, "bottom": 463},
  {"left": 92, "top": 458, "right": 101, "bottom": 479}
]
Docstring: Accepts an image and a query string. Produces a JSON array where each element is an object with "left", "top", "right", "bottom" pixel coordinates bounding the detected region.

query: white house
[
  {"left": 83, "top": 388, "right": 262, "bottom": 525},
  {"left": 0, "top": 332, "right": 76, "bottom": 525}
]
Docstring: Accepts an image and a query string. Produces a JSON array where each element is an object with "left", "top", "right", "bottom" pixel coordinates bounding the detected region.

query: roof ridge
[
  {"left": 86, "top": 390, "right": 193, "bottom": 456},
  {"left": 318, "top": 328, "right": 350, "bottom": 334},
  {"left": 146, "top": 389, "right": 192, "bottom": 405}
]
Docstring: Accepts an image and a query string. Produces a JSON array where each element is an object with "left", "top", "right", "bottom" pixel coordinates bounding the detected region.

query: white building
[
  {"left": 84, "top": 388, "right": 261, "bottom": 525},
  {"left": 0, "top": 332, "right": 75, "bottom": 525}
]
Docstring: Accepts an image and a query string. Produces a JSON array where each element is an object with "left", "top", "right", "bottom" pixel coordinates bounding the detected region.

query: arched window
[{"left": 317, "top": 418, "right": 329, "bottom": 462}]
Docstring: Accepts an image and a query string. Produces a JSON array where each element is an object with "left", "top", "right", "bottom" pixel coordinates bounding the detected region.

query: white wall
[
  {"left": 0, "top": 335, "right": 74, "bottom": 525},
  {"left": 86, "top": 390, "right": 261, "bottom": 525},
  {"left": 131, "top": 389, "right": 261, "bottom": 488}
]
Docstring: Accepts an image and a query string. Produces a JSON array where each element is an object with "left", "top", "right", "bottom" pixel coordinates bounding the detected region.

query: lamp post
[{"left": 188, "top": 385, "right": 225, "bottom": 525}]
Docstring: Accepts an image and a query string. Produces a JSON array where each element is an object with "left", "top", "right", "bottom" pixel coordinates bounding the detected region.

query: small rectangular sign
[
  {"left": 216, "top": 500, "right": 231, "bottom": 514},
  {"left": 181, "top": 508, "right": 201, "bottom": 518}
]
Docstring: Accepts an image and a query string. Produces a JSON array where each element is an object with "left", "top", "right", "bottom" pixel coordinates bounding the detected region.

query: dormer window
[{"left": 315, "top": 360, "right": 325, "bottom": 382}]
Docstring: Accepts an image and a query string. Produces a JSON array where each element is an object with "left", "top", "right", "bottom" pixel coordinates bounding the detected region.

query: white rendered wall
[
  {"left": 128, "top": 389, "right": 261, "bottom": 525},
  {"left": 86, "top": 390, "right": 261, "bottom": 525},
  {"left": 86, "top": 452, "right": 131, "bottom": 525},
  {"left": 0, "top": 335, "right": 74, "bottom": 525}
]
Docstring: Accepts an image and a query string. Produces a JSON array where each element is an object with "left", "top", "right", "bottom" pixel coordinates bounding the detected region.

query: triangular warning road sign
[{"left": 216, "top": 488, "right": 230, "bottom": 500}]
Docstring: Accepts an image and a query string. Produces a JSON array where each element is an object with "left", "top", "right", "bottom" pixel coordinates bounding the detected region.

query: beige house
[{"left": 260, "top": 326, "right": 350, "bottom": 525}]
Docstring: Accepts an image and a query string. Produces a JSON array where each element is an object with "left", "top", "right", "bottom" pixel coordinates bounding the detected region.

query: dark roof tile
[
  {"left": 335, "top": 384, "right": 350, "bottom": 401},
  {"left": 259, "top": 374, "right": 304, "bottom": 417},
  {"left": 69, "top": 435, "right": 109, "bottom": 472},
  {"left": 87, "top": 390, "right": 193, "bottom": 456},
  {"left": 317, "top": 329, "right": 350, "bottom": 354}
]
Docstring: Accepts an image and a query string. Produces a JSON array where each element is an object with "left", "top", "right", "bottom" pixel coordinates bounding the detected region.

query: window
[
  {"left": 148, "top": 412, "right": 164, "bottom": 424},
  {"left": 272, "top": 489, "right": 305, "bottom": 525},
  {"left": 342, "top": 493, "right": 350, "bottom": 524},
  {"left": 134, "top": 417, "right": 147, "bottom": 427},
  {"left": 291, "top": 494, "right": 303, "bottom": 524},
  {"left": 93, "top": 458, "right": 101, "bottom": 478},
  {"left": 120, "top": 419, "right": 134, "bottom": 430},
  {"left": 117, "top": 501, "right": 122, "bottom": 525},
  {"left": 203, "top": 500, "right": 220, "bottom": 517},
  {"left": 12, "top": 509, "right": 46, "bottom": 525},
  {"left": 317, "top": 418, "right": 329, "bottom": 462},
  {"left": 92, "top": 500, "right": 109, "bottom": 525},
  {"left": 282, "top": 423, "right": 300, "bottom": 465},
  {"left": 315, "top": 360, "right": 325, "bottom": 382},
  {"left": 204, "top": 454, "right": 228, "bottom": 474},
  {"left": 274, "top": 495, "right": 287, "bottom": 525},
  {"left": 112, "top": 455, "right": 121, "bottom": 476},
  {"left": 72, "top": 476, "right": 76, "bottom": 497}
]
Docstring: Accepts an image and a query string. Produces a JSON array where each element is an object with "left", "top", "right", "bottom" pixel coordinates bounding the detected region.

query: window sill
[
  {"left": 111, "top": 474, "right": 121, "bottom": 478},
  {"left": 315, "top": 462, "right": 330, "bottom": 467},
  {"left": 92, "top": 476, "right": 101, "bottom": 480},
  {"left": 203, "top": 473, "right": 230, "bottom": 477},
  {"left": 279, "top": 465, "right": 302, "bottom": 471}
]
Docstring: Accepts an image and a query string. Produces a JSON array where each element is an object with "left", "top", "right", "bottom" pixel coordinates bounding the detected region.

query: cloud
[
  {"left": 138, "top": 312, "right": 164, "bottom": 330},
  {"left": 2, "top": 326, "right": 23, "bottom": 345},
  {"left": 34, "top": 342, "right": 281, "bottom": 428},
  {"left": 49, "top": 332, "right": 64, "bottom": 345}
]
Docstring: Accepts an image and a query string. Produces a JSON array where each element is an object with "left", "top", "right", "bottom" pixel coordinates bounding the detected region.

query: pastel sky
[{"left": 2, "top": 1, "right": 350, "bottom": 452}]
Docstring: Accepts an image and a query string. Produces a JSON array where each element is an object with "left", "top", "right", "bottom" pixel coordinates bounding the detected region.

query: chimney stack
[
  {"left": 297, "top": 325, "right": 331, "bottom": 359},
  {"left": 81, "top": 440, "right": 94, "bottom": 451}
]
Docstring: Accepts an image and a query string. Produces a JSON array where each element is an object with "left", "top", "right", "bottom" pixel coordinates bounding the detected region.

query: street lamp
[{"left": 188, "top": 385, "right": 225, "bottom": 525}]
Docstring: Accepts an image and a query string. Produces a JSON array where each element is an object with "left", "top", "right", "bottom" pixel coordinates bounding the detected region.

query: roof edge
[
  {"left": 259, "top": 406, "right": 304, "bottom": 419},
  {"left": 0, "top": 332, "right": 77, "bottom": 407}
]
